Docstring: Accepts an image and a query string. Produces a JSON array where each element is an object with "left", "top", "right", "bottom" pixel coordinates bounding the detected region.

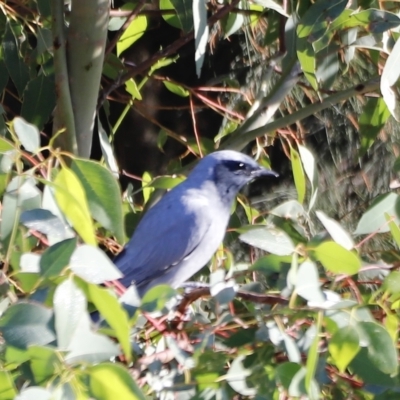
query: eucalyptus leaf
[
  {"left": 69, "top": 245, "right": 122, "bottom": 284},
  {"left": 89, "top": 363, "right": 146, "bottom": 400},
  {"left": 0, "top": 302, "right": 55, "bottom": 349}
]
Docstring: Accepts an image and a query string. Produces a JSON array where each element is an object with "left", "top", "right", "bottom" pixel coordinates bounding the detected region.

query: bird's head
[{"left": 189, "top": 150, "right": 278, "bottom": 205}]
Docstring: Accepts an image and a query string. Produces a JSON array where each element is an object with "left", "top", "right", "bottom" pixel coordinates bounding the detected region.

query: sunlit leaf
[
  {"left": 313, "top": 241, "right": 361, "bottom": 275},
  {"left": 316, "top": 210, "right": 354, "bottom": 250},
  {"left": 329, "top": 326, "right": 360, "bottom": 373},
  {"left": 53, "top": 167, "right": 96, "bottom": 245},
  {"left": 88, "top": 283, "right": 131, "bottom": 362},
  {"left": 163, "top": 80, "right": 189, "bottom": 97},
  {"left": 12, "top": 117, "right": 40, "bottom": 153},
  {"left": 193, "top": 0, "right": 209, "bottom": 77},
  {"left": 53, "top": 278, "right": 87, "bottom": 350},
  {"left": 382, "top": 35, "right": 400, "bottom": 121},
  {"left": 117, "top": 16, "right": 147, "bottom": 56},
  {"left": 71, "top": 158, "right": 124, "bottom": 242},
  {"left": 69, "top": 245, "right": 122, "bottom": 284},
  {"left": 89, "top": 363, "right": 146, "bottom": 400},
  {"left": 0, "top": 370, "right": 17, "bottom": 398},
  {"left": 65, "top": 312, "right": 120, "bottom": 364},
  {"left": 240, "top": 227, "right": 295, "bottom": 256}
]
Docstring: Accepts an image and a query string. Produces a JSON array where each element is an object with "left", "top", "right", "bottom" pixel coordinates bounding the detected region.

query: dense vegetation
[{"left": 1, "top": 0, "right": 400, "bottom": 399}]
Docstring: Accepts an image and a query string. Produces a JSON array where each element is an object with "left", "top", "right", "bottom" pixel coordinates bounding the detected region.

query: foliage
[{"left": 0, "top": 0, "right": 400, "bottom": 399}]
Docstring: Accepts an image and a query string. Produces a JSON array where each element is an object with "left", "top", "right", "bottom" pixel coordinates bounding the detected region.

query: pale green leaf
[
  {"left": 329, "top": 326, "right": 360, "bottom": 373},
  {"left": 290, "top": 146, "right": 305, "bottom": 204},
  {"left": 117, "top": 16, "right": 147, "bottom": 56},
  {"left": 88, "top": 283, "right": 131, "bottom": 362},
  {"left": 316, "top": 210, "right": 354, "bottom": 250},
  {"left": 313, "top": 241, "right": 361, "bottom": 275},
  {"left": 89, "top": 363, "right": 146, "bottom": 400},
  {"left": 355, "top": 192, "right": 400, "bottom": 234},
  {"left": 53, "top": 167, "right": 96, "bottom": 245}
]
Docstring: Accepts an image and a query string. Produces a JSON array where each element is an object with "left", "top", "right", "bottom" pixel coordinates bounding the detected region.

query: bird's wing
[{"left": 114, "top": 192, "right": 212, "bottom": 288}]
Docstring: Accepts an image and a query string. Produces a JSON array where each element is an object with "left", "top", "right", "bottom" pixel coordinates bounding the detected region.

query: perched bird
[{"left": 115, "top": 150, "right": 278, "bottom": 296}]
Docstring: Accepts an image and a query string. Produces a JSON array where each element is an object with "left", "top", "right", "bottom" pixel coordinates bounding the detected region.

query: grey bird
[{"left": 115, "top": 150, "right": 278, "bottom": 296}]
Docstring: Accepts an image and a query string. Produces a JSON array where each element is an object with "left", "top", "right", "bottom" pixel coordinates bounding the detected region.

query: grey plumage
[{"left": 115, "top": 150, "right": 278, "bottom": 296}]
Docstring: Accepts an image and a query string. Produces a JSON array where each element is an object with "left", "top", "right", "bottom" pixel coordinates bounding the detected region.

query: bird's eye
[{"left": 222, "top": 160, "right": 249, "bottom": 172}]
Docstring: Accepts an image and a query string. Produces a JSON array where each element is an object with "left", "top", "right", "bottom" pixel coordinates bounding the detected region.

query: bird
[{"left": 114, "top": 150, "right": 278, "bottom": 297}]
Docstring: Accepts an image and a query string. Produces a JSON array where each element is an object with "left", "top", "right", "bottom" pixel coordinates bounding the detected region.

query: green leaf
[
  {"left": 288, "top": 367, "right": 320, "bottom": 398},
  {"left": 12, "top": 117, "right": 40, "bottom": 153},
  {"left": 381, "top": 35, "right": 400, "bottom": 121},
  {"left": 315, "top": 44, "right": 339, "bottom": 89},
  {"left": 141, "top": 171, "right": 153, "bottom": 204},
  {"left": 355, "top": 192, "right": 400, "bottom": 234},
  {"left": 313, "top": 241, "right": 361, "bottom": 275},
  {"left": 1, "top": 176, "right": 41, "bottom": 244},
  {"left": 0, "top": 370, "right": 17, "bottom": 399},
  {"left": 170, "top": 0, "right": 193, "bottom": 32},
  {"left": 252, "top": 0, "right": 288, "bottom": 17},
  {"left": 193, "top": 0, "right": 209, "bottom": 77},
  {"left": 163, "top": 80, "right": 189, "bottom": 97},
  {"left": 222, "top": 11, "right": 244, "bottom": 38},
  {"left": 298, "top": 144, "right": 318, "bottom": 210},
  {"left": 40, "top": 238, "right": 77, "bottom": 278},
  {"left": 89, "top": 363, "right": 146, "bottom": 400},
  {"left": 117, "top": 16, "right": 148, "bottom": 56},
  {"left": 124, "top": 78, "right": 142, "bottom": 100},
  {"left": 240, "top": 227, "right": 295, "bottom": 256},
  {"left": 21, "top": 74, "right": 55, "bottom": 131},
  {"left": 53, "top": 278, "right": 87, "bottom": 350},
  {"left": 20, "top": 208, "right": 75, "bottom": 245},
  {"left": 53, "top": 167, "right": 96, "bottom": 245},
  {"left": 69, "top": 245, "right": 122, "bottom": 284},
  {"left": 65, "top": 311, "right": 120, "bottom": 364},
  {"left": 140, "top": 284, "right": 178, "bottom": 313},
  {"left": 355, "top": 321, "right": 397, "bottom": 375},
  {"left": 296, "top": 0, "right": 347, "bottom": 89},
  {"left": 349, "top": 347, "right": 397, "bottom": 387},
  {"left": 224, "top": 328, "right": 257, "bottom": 347},
  {"left": 226, "top": 355, "right": 257, "bottom": 396},
  {"left": 0, "top": 302, "right": 55, "bottom": 349},
  {"left": 290, "top": 146, "right": 305, "bottom": 204},
  {"left": 71, "top": 158, "right": 124, "bottom": 242},
  {"left": 295, "top": 260, "right": 325, "bottom": 304},
  {"left": 316, "top": 210, "right": 354, "bottom": 250},
  {"left": 305, "top": 322, "right": 320, "bottom": 395},
  {"left": 28, "top": 346, "right": 60, "bottom": 384},
  {"left": 383, "top": 271, "right": 400, "bottom": 296},
  {"left": 2, "top": 23, "right": 30, "bottom": 96},
  {"left": 160, "top": 0, "right": 182, "bottom": 29},
  {"left": 275, "top": 362, "right": 302, "bottom": 390},
  {"left": 88, "top": 283, "right": 131, "bottom": 362},
  {"left": 386, "top": 212, "right": 400, "bottom": 249},
  {"left": 359, "top": 98, "right": 391, "bottom": 155},
  {"left": 153, "top": 175, "right": 185, "bottom": 191},
  {"left": 329, "top": 326, "right": 360, "bottom": 373}
]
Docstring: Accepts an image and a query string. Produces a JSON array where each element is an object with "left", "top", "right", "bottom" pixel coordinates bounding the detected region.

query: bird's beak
[{"left": 252, "top": 166, "right": 279, "bottom": 178}]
